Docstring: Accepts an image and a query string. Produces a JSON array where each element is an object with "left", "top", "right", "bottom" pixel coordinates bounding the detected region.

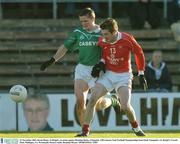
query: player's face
[
  {"left": 79, "top": 15, "right": 95, "bottom": 31},
  {"left": 101, "top": 29, "right": 115, "bottom": 43},
  {"left": 24, "top": 99, "right": 49, "bottom": 131}
]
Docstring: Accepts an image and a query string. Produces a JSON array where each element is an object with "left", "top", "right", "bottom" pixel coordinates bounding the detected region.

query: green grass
[{"left": 0, "top": 131, "right": 180, "bottom": 138}]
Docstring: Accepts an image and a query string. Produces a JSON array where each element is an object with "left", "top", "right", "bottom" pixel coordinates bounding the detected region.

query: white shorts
[
  {"left": 74, "top": 63, "right": 97, "bottom": 88},
  {"left": 97, "top": 71, "right": 133, "bottom": 92}
]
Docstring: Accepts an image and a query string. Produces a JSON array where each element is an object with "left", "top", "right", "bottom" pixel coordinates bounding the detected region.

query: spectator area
[{"left": 0, "top": 19, "right": 179, "bottom": 92}]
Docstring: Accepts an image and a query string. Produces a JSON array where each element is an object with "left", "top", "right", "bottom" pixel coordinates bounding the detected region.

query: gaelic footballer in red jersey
[
  {"left": 98, "top": 32, "right": 145, "bottom": 73},
  {"left": 77, "top": 18, "right": 148, "bottom": 137}
]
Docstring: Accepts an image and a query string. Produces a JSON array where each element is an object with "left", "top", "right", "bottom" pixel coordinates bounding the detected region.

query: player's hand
[
  {"left": 40, "top": 57, "right": 55, "bottom": 71},
  {"left": 91, "top": 62, "right": 105, "bottom": 78},
  {"left": 139, "top": 75, "right": 148, "bottom": 91}
]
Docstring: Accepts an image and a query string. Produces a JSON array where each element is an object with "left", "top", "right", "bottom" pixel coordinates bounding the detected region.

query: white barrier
[{"left": 0, "top": 93, "right": 180, "bottom": 131}]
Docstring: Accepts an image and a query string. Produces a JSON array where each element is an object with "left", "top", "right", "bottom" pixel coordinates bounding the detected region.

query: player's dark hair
[
  {"left": 100, "top": 18, "right": 118, "bottom": 34},
  {"left": 78, "top": 7, "right": 95, "bottom": 19}
]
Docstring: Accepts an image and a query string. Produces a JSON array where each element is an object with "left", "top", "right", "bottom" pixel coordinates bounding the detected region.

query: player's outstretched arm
[{"left": 40, "top": 45, "right": 68, "bottom": 71}]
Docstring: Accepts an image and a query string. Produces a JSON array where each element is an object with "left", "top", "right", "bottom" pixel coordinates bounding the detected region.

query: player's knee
[
  {"left": 75, "top": 91, "right": 85, "bottom": 105},
  {"left": 96, "top": 99, "right": 107, "bottom": 110},
  {"left": 99, "top": 98, "right": 107, "bottom": 107}
]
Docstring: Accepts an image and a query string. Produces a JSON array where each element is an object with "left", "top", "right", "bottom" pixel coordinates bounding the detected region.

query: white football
[{"left": 9, "top": 85, "right": 27, "bottom": 103}]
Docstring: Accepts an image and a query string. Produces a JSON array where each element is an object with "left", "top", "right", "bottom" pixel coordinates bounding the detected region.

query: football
[{"left": 9, "top": 85, "right": 28, "bottom": 103}]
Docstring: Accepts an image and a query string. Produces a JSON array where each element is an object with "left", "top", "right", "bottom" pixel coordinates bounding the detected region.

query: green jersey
[{"left": 64, "top": 27, "right": 102, "bottom": 66}]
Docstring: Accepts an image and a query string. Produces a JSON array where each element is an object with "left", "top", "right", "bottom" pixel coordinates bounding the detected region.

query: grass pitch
[{"left": 0, "top": 131, "right": 180, "bottom": 138}]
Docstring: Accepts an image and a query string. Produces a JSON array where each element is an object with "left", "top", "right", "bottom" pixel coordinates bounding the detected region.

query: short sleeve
[{"left": 64, "top": 31, "right": 77, "bottom": 51}]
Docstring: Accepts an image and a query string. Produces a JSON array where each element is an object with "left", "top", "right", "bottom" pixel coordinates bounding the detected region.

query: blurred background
[{"left": 0, "top": 0, "right": 179, "bottom": 93}]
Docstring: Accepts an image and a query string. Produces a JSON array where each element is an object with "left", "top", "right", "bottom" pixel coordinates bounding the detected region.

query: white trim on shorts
[
  {"left": 74, "top": 63, "right": 97, "bottom": 88},
  {"left": 97, "top": 70, "right": 133, "bottom": 93}
]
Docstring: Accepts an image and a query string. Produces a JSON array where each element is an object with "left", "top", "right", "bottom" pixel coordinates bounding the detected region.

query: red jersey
[{"left": 98, "top": 32, "right": 145, "bottom": 73}]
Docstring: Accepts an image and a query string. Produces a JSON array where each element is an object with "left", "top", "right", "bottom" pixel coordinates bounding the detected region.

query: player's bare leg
[
  {"left": 117, "top": 86, "right": 145, "bottom": 136},
  {"left": 86, "top": 83, "right": 108, "bottom": 123},
  {"left": 95, "top": 94, "right": 121, "bottom": 114},
  {"left": 95, "top": 96, "right": 111, "bottom": 110},
  {"left": 74, "top": 79, "right": 89, "bottom": 126},
  {"left": 117, "top": 87, "right": 136, "bottom": 122},
  {"left": 76, "top": 83, "right": 108, "bottom": 136},
  {"left": 74, "top": 79, "right": 120, "bottom": 127}
]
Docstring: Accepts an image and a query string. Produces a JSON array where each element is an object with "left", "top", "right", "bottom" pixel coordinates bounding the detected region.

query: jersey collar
[{"left": 83, "top": 25, "right": 101, "bottom": 33}]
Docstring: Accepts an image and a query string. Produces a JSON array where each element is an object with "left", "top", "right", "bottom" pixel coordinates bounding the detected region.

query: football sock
[{"left": 82, "top": 124, "right": 90, "bottom": 134}]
